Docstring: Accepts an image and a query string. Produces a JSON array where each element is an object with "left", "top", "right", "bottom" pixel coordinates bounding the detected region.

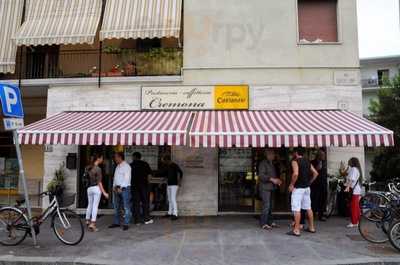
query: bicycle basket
[{"left": 58, "top": 193, "right": 76, "bottom": 207}]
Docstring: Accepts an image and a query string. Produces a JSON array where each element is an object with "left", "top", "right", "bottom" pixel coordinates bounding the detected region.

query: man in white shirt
[{"left": 109, "top": 152, "right": 132, "bottom": 230}]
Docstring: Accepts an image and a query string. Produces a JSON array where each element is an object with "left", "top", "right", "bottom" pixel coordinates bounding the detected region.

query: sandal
[
  {"left": 88, "top": 223, "right": 99, "bottom": 232},
  {"left": 286, "top": 231, "right": 301, "bottom": 237},
  {"left": 262, "top": 224, "right": 272, "bottom": 230},
  {"left": 305, "top": 228, "right": 316, "bottom": 233}
]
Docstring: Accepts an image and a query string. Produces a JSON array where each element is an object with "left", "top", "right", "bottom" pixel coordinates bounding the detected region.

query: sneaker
[
  {"left": 171, "top": 215, "right": 178, "bottom": 221},
  {"left": 346, "top": 223, "right": 358, "bottom": 228},
  {"left": 108, "top": 224, "right": 120, "bottom": 229},
  {"left": 144, "top": 219, "right": 154, "bottom": 225},
  {"left": 123, "top": 225, "right": 129, "bottom": 231}
]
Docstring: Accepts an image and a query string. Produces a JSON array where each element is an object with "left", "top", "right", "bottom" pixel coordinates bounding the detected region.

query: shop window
[
  {"left": 297, "top": 0, "right": 338, "bottom": 43},
  {"left": 78, "top": 145, "right": 170, "bottom": 210},
  {"left": 378, "top": 69, "right": 389, "bottom": 86},
  {"left": 0, "top": 132, "right": 18, "bottom": 191}
]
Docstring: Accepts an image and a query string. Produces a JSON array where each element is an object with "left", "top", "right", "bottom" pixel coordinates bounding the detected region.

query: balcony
[
  {"left": 0, "top": 47, "right": 183, "bottom": 80},
  {"left": 361, "top": 78, "right": 379, "bottom": 88}
]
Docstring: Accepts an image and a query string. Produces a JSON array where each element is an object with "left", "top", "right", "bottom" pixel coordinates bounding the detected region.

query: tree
[{"left": 369, "top": 74, "right": 400, "bottom": 182}]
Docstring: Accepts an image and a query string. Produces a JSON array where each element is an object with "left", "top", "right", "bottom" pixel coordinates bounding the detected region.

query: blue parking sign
[{"left": 0, "top": 83, "right": 24, "bottom": 118}]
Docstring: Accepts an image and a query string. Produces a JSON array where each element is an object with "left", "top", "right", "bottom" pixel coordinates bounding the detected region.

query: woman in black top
[{"left": 161, "top": 155, "right": 183, "bottom": 220}]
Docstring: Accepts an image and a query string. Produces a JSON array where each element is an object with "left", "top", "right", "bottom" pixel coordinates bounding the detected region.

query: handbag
[{"left": 345, "top": 178, "right": 359, "bottom": 201}]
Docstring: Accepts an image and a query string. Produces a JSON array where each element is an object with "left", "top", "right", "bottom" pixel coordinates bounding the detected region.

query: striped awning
[
  {"left": 18, "top": 111, "right": 192, "bottom": 146},
  {"left": 13, "top": 0, "right": 102, "bottom": 46},
  {"left": 0, "top": 0, "right": 24, "bottom": 73},
  {"left": 100, "top": 0, "right": 182, "bottom": 40},
  {"left": 189, "top": 110, "right": 394, "bottom": 148}
]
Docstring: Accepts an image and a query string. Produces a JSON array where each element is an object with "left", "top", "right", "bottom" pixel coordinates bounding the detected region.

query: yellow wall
[{"left": 21, "top": 145, "right": 44, "bottom": 180}]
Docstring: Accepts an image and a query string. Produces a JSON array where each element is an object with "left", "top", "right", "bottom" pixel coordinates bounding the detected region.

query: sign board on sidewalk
[
  {"left": 3, "top": 118, "right": 24, "bottom": 131},
  {"left": 0, "top": 83, "right": 24, "bottom": 118}
]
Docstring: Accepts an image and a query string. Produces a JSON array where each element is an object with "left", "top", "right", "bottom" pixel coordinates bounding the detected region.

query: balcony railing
[
  {"left": 0, "top": 48, "right": 183, "bottom": 80},
  {"left": 361, "top": 78, "right": 379, "bottom": 88}
]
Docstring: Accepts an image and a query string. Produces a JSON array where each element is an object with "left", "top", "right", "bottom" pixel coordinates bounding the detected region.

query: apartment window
[
  {"left": 378, "top": 69, "right": 389, "bottom": 86},
  {"left": 298, "top": 0, "right": 338, "bottom": 43}
]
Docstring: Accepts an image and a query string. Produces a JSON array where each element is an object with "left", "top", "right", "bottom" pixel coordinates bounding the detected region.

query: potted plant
[
  {"left": 47, "top": 164, "right": 66, "bottom": 204},
  {"left": 107, "top": 64, "right": 124, "bottom": 77}
]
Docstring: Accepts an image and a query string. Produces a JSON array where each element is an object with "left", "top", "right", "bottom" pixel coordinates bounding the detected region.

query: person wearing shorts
[{"left": 288, "top": 148, "right": 318, "bottom": 237}]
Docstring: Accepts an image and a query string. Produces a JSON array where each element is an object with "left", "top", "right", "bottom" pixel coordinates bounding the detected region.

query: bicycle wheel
[
  {"left": 359, "top": 209, "right": 389, "bottom": 244},
  {"left": 326, "top": 192, "right": 337, "bottom": 218},
  {"left": 0, "top": 207, "right": 29, "bottom": 246},
  {"left": 52, "top": 209, "right": 84, "bottom": 245},
  {"left": 360, "top": 193, "right": 390, "bottom": 217},
  {"left": 389, "top": 220, "right": 400, "bottom": 251}
]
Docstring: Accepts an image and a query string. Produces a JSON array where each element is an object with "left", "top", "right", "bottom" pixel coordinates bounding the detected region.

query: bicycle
[
  {"left": 0, "top": 191, "right": 84, "bottom": 246},
  {"left": 326, "top": 175, "right": 345, "bottom": 218},
  {"left": 358, "top": 181, "right": 400, "bottom": 244}
]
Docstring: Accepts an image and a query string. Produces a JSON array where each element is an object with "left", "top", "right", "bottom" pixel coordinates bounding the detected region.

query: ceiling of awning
[
  {"left": 13, "top": 0, "right": 102, "bottom": 46},
  {"left": 0, "top": 0, "right": 24, "bottom": 73},
  {"left": 100, "top": 0, "right": 182, "bottom": 40},
  {"left": 189, "top": 110, "right": 395, "bottom": 148}
]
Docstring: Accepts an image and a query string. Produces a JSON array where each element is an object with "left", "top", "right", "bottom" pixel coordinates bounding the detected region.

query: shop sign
[
  {"left": 141, "top": 85, "right": 249, "bottom": 110},
  {"left": 214, "top": 85, "right": 249, "bottom": 110}
]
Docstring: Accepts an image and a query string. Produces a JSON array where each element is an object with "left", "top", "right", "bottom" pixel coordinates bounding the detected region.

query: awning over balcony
[
  {"left": 13, "top": 0, "right": 102, "bottom": 46},
  {"left": 189, "top": 110, "right": 394, "bottom": 148},
  {"left": 18, "top": 111, "right": 192, "bottom": 146},
  {"left": 0, "top": 0, "right": 24, "bottom": 73},
  {"left": 100, "top": 0, "right": 182, "bottom": 40}
]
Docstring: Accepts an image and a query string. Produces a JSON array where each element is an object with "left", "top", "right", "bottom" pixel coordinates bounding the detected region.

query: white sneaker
[
  {"left": 144, "top": 219, "right": 154, "bottom": 225},
  {"left": 347, "top": 223, "right": 358, "bottom": 228}
]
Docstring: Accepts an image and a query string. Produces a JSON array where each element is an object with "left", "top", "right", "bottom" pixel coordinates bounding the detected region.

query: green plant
[
  {"left": 369, "top": 74, "right": 400, "bottom": 182},
  {"left": 47, "top": 164, "right": 66, "bottom": 193},
  {"left": 103, "top": 45, "right": 122, "bottom": 54}
]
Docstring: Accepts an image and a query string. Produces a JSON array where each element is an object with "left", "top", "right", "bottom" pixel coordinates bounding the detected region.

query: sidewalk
[{"left": 0, "top": 215, "right": 399, "bottom": 265}]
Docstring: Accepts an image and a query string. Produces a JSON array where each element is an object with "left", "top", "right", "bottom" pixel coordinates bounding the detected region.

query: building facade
[
  {"left": 1, "top": 0, "right": 391, "bottom": 215},
  {"left": 360, "top": 55, "right": 400, "bottom": 179}
]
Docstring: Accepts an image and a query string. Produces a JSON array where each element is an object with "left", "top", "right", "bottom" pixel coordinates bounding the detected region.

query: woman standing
[
  {"left": 344, "top": 157, "right": 362, "bottom": 228},
  {"left": 161, "top": 155, "right": 183, "bottom": 221},
  {"left": 85, "top": 154, "right": 109, "bottom": 231}
]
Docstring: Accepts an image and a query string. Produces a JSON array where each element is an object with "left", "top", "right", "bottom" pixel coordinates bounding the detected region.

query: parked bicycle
[
  {"left": 0, "top": 191, "right": 84, "bottom": 246},
  {"left": 358, "top": 179, "right": 400, "bottom": 250},
  {"left": 326, "top": 175, "right": 345, "bottom": 218}
]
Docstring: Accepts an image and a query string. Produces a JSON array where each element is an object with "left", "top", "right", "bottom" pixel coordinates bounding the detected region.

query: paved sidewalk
[{"left": 0, "top": 216, "right": 399, "bottom": 265}]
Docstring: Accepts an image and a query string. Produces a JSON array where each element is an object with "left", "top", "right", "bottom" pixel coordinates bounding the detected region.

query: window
[
  {"left": 298, "top": 0, "right": 338, "bottom": 43},
  {"left": 378, "top": 69, "right": 389, "bottom": 86}
]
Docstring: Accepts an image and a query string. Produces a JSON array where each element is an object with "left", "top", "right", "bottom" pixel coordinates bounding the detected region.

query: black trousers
[
  {"left": 133, "top": 185, "right": 150, "bottom": 223},
  {"left": 311, "top": 183, "right": 328, "bottom": 217}
]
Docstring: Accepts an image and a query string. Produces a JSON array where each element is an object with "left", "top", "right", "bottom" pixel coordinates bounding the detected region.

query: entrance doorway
[{"left": 218, "top": 147, "right": 324, "bottom": 213}]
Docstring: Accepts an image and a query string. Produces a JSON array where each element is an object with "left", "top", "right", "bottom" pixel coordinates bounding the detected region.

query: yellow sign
[{"left": 214, "top": 85, "right": 249, "bottom": 110}]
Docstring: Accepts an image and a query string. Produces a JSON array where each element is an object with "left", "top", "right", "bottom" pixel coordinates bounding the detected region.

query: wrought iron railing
[{"left": 0, "top": 48, "right": 182, "bottom": 80}]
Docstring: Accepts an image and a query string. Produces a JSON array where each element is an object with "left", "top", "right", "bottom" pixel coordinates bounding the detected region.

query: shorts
[{"left": 291, "top": 187, "right": 311, "bottom": 212}]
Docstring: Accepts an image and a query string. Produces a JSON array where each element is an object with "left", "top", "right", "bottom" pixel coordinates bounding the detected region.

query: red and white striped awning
[
  {"left": 189, "top": 110, "right": 394, "bottom": 148},
  {"left": 18, "top": 111, "right": 192, "bottom": 146}
]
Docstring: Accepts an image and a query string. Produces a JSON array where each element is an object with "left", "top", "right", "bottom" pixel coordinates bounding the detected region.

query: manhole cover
[{"left": 346, "top": 234, "right": 364, "bottom": 241}]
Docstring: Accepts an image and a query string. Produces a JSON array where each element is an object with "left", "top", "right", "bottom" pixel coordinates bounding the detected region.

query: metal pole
[{"left": 12, "top": 130, "right": 37, "bottom": 246}]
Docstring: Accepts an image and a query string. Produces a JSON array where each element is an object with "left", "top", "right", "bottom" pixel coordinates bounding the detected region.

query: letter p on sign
[{"left": 0, "top": 84, "right": 24, "bottom": 118}]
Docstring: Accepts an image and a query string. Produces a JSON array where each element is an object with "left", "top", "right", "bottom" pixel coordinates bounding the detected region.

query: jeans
[
  {"left": 113, "top": 187, "right": 132, "bottom": 225},
  {"left": 260, "top": 189, "right": 273, "bottom": 227},
  {"left": 86, "top": 186, "right": 101, "bottom": 222},
  {"left": 167, "top": 185, "right": 179, "bottom": 216}
]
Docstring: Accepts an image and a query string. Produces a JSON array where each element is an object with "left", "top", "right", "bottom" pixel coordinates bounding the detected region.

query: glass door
[{"left": 218, "top": 148, "right": 254, "bottom": 212}]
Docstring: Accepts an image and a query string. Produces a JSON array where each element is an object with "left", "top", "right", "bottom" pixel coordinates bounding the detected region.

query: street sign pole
[{"left": 12, "top": 130, "right": 37, "bottom": 246}]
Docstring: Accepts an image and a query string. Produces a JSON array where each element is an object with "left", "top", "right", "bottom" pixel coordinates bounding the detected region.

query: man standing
[
  {"left": 109, "top": 152, "right": 132, "bottom": 231},
  {"left": 161, "top": 155, "right": 183, "bottom": 220},
  {"left": 258, "top": 149, "right": 282, "bottom": 229},
  {"left": 288, "top": 148, "right": 318, "bottom": 236},
  {"left": 311, "top": 150, "right": 328, "bottom": 221},
  {"left": 131, "top": 152, "right": 153, "bottom": 225}
]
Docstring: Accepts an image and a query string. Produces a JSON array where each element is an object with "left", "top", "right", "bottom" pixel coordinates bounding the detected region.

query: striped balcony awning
[
  {"left": 18, "top": 111, "right": 192, "bottom": 146},
  {"left": 0, "top": 0, "right": 24, "bottom": 73},
  {"left": 13, "top": 0, "right": 102, "bottom": 46},
  {"left": 100, "top": 0, "right": 182, "bottom": 40},
  {"left": 189, "top": 110, "right": 394, "bottom": 148}
]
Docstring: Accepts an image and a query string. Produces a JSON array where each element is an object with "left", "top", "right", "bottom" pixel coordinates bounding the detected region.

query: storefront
[{"left": 17, "top": 85, "right": 394, "bottom": 215}]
